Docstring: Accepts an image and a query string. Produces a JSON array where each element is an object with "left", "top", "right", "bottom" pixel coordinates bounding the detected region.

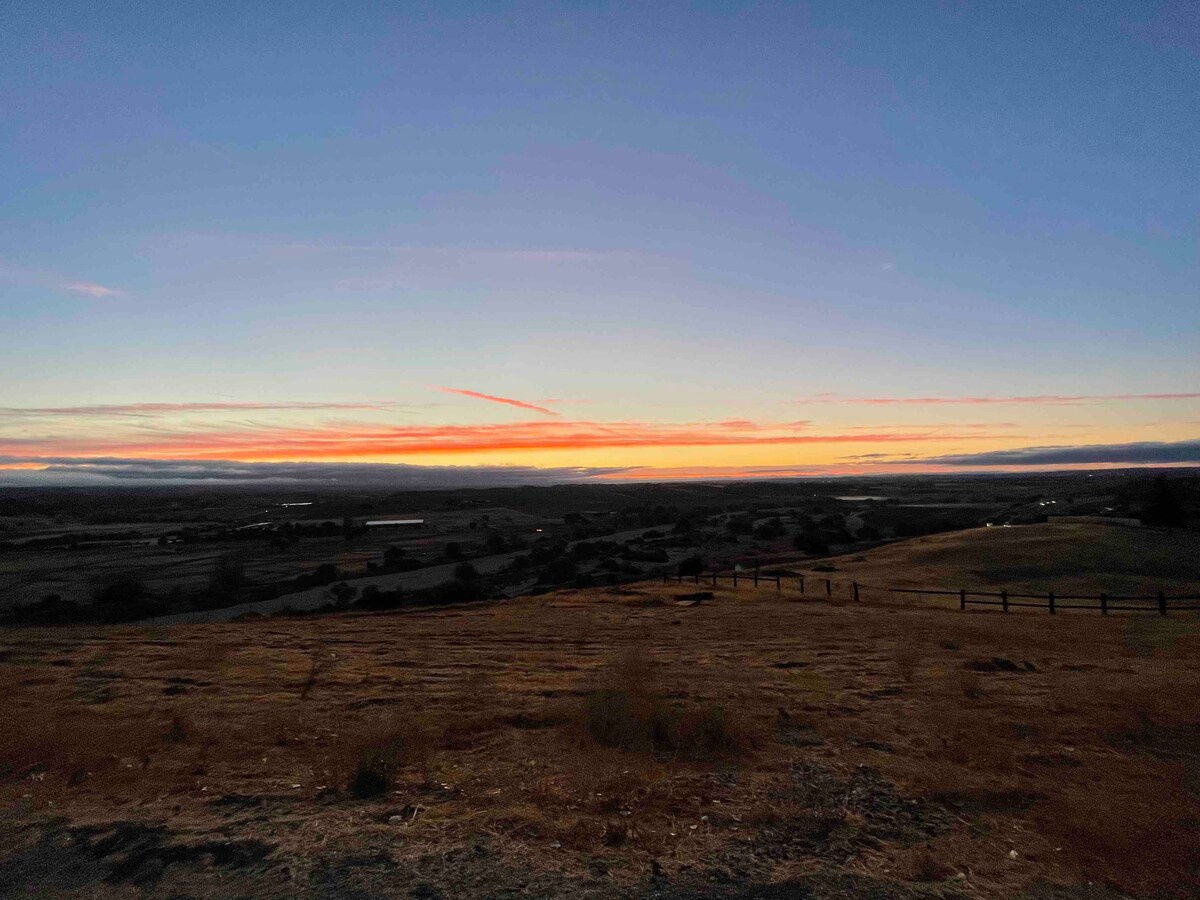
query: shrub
[
  {"left": 793, "top": 533, "right": 829, "bottom": 555},
  {"left": 356, "top": 585, "right": 405, "bottom": 611},
  {"left": 300, "top": 647, "right": 337, "bottom": 700},
  {"left": 579, "top": 648, "right": 754, "bottom": 759},
  {"left": 431, "top": 577, "right": 483, "bottom": 604},
  {"left": 346, "top": 717, "right": 435, "bottom": 798}
]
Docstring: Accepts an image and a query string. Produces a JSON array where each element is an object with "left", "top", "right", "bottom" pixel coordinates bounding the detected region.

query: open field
[
  {"left": 800, "top": 523, "right": 1200, "bottom": 600},
  {"left": 3, "top": 524, "right": 1199, "bottom": 899}
]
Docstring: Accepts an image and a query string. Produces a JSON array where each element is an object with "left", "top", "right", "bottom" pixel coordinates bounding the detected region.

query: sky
[{"left": 2, "top": 1, "right": 1199, "bottom": 485}]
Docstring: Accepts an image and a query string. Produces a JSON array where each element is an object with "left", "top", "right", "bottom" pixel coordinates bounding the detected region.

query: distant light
[{"left": 365, "top": 519, "right": 424, "bottom": 526}]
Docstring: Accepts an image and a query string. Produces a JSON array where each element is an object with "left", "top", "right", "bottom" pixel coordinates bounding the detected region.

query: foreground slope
[{"left": 3, "top": 556, "right": 1199, "bottom": 899}]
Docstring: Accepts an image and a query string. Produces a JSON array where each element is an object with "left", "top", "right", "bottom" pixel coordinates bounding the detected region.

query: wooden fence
[{"left": 663, "top": 570, "right": 1200, "bottom": 615}]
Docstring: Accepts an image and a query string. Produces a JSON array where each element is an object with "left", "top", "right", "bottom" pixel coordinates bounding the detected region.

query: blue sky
[{"left": 2, "top": 2, "right": 1198, "bottom": 483}]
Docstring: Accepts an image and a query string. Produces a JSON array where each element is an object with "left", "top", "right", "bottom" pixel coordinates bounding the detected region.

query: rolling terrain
[{"left": 2, "top": 524, "right": 1198, "bottom": 898}]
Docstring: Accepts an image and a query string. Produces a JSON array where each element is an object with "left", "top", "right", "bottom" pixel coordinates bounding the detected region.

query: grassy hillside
[
  {"left": 800, "top": 522, "right": 1200, "bottom": 598},
  {"left": 3, "top": 570, "right": 1199, "bottom": 898}
]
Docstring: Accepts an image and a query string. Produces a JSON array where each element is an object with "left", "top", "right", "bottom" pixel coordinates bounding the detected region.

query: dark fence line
[{"left": 662, "top": 570, "right": 1200, "bottom": 615}]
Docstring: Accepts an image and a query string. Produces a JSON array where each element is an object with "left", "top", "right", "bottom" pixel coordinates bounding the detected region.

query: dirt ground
[{"left": 2, "top": 579, "right": 1198, "bottom": 899}]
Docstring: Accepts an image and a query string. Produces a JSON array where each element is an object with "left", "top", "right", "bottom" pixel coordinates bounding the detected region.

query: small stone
[
  {"left": 388, "top": 815, "right": 405, "bottom": 825},
  {"left": 1008, "top": 849, "right": 1019, "bottom": 860}
]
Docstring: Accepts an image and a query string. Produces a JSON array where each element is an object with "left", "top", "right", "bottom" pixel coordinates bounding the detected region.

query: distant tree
[
  {"left": 311, "top": 563, "right": 341, "bottom": 586},
  {"left": 453, "top": 562, "right": 479, "bottom": 582},
  {"left": 753, "top": 517, "right": 787, "bottom": 540},
  {"left": 210, "top": 555, "right": 246, "bottom": 596},
  {"left": 793, "top": 533, "right": 829, "bottom": 556},
  {"left": 1142, "top": 477, "right": 1187, "bottom": 528},
  {"left": 677, "top": 555, "right": 704, "bottom": 577},
  {"left": 92, "top": 576, "right": 148, "bottom": 606},
  {"left": 541, "top": 557, "right": 579, "bottom": 584},
  {"left": 432, "top": 578, "right": 483, "bottom": 604},
  {"left": 330, "top": 582, "right": 357, "bottom": 608},
  {"left": 444, "top": 542, "right": 462, "bottom": 560},
  {"left": 356, "top": 585, "right": 405, "bottom": 611}
]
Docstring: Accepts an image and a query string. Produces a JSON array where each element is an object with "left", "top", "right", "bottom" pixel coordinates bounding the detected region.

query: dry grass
[
  {"left": 578, "top": 648, "right": 758, "bottom": 759},
  {"left": 1, "top": 576, "right": 1198, "bottom": 897},
  {"left": 893, "top": 643, "right": 923, "bottom": 683},
  {"left": 299, "top": 645, "right": 337, "bottom": 699},
  {"left": 344, "top": 712, "right": 437, "bottom": 797}
]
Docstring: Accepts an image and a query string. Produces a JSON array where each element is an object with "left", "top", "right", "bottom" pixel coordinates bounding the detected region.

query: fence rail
[{"left": 662, "top": 569, "right": 1200, "bottom": 615}]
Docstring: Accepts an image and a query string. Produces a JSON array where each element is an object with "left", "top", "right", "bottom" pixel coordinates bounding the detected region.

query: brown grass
[
  {"left": 578, "top": 647, "right": 757, "bottom": 759},
  {"left": 1, "top": 579, "right": 1198, "bottom": 898}
]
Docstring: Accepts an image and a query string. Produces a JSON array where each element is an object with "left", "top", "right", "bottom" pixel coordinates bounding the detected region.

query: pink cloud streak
[
  {"left": 437, "top": 388, "right": 560, "bottom": 417},
  {"left": 792, "top": 393, "right": 1200, "bottom": 405}
]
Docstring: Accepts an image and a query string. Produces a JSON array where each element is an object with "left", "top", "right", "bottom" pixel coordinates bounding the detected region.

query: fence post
[
  {"left": 733, "top": 572, "right": 738, "bottom": 587},
  {"left": 853, "top": 582, "right": 860, "bottom": 603},
  {"left": 694, "top": 572, "right": 700, "bottom": 585},
  {"left": 677, "top": 573, "right": 682, "bottom": 584},
  {"left": 825, "top": 578, "right": 832, "bottom": 598},
  {"left": 712, "top": 573, "right": 717, "bottom": 586},
  {"left": 1158, "top": 591, "right": 1167, "bottom": 617},
  {"left": 959, "top": 589, "right": 966, "bottom": 611},
  {"left": 776, "top": 575, "right": 781, "bottom": 592},
  {"left": 1001, "top": 590, "right": 1009, "bottom": 613},
  {"left": 799, "top": 575, "right": 805, "bottom": 594},
  {"left": 753, "top": 570, "right": 759, "bottom": 588},
  {"left": 1048, "top": 591, "right": 1056, "bottom": 615},
  {"left": 1100, "top": 592, "right": 1107, "bottom": 615}
]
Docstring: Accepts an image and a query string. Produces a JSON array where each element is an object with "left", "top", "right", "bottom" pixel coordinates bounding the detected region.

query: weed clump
[
  {"left": 579, "top": 648, "right": 754, "bottom": 759},
  {"left": 346, "top": 716, "right": 435, "bottom": 798},
  {"left": 300, "top": 647, "right": 337, "bottom": 700}
]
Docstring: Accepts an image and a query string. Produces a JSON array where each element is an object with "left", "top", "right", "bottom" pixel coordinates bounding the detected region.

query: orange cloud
[{"left": 0, "top": 419, "right": 1011, "bottom": 462}]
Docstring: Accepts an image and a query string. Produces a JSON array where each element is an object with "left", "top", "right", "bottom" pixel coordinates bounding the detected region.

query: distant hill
[{"left": 796, "top": 522, "right": 1200, "bottom": 598}]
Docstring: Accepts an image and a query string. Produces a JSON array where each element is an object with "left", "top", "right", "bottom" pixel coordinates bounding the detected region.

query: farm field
[{"left": 3, "top": 524, "right": 1199, "bottom": 898}]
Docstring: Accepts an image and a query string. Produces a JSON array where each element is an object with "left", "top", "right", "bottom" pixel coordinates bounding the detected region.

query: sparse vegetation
[
  {"left": 346, "top": 715, "right": 435, "bottom": 798},
  {"left": 893, "top": 644, "right": 922, "bottom": 682},
  {"left": 579, "top": 648, "right": 755, "bottom": 759},
  {"left": 1, "top": 491, "right": 1199, "bottom": 898},
  {"left": 299, "top": 647, "right": 337, "bottom": 699}
]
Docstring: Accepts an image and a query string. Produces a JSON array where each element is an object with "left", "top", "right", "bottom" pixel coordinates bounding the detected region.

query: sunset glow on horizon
[{"left": 3, "top": 3, "right": 1197, "bottom": 486}]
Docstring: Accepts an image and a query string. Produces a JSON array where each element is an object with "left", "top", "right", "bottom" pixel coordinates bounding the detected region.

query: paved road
[{"left": 143, "top": 526, "right": 665, "bottom": 625}]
